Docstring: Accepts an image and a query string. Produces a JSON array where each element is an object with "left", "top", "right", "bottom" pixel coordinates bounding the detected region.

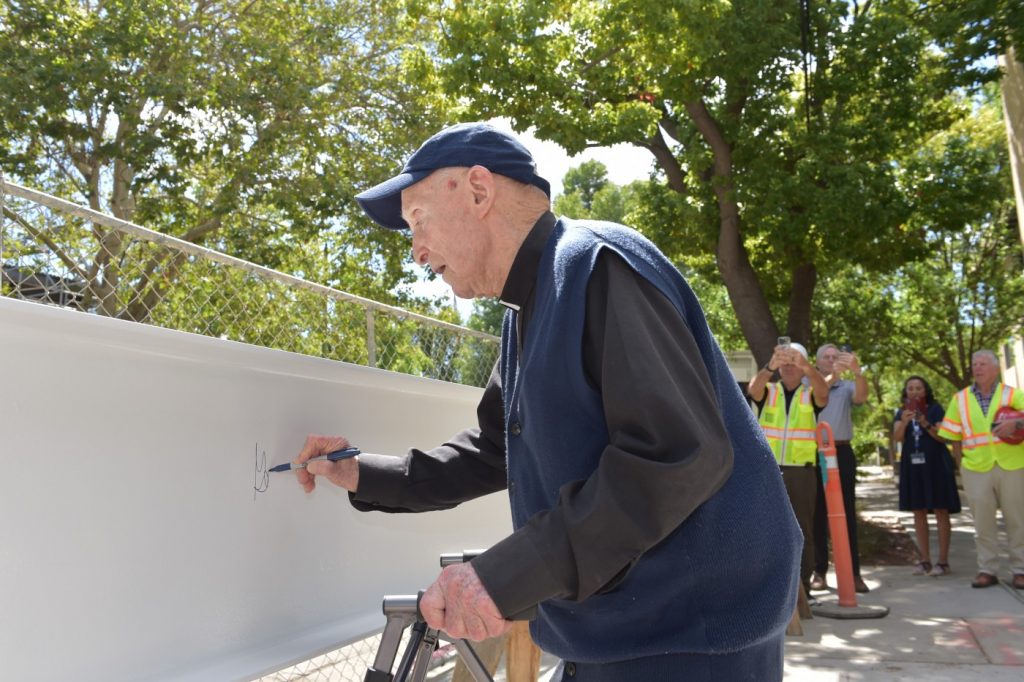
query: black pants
[
  {"left": 813, "top": 442, "right": 861, "bottom": 577},
  {"left": 781, "top": 465, "right": 817, "bottom": 590}
]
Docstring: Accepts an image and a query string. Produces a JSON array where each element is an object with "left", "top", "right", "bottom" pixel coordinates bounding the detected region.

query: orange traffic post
[
  {"left": 810, "top": 422, "right": 889, "bottom": 620},
  {"left": 818, "top": 422, "right": 857, "bottom": 607}
]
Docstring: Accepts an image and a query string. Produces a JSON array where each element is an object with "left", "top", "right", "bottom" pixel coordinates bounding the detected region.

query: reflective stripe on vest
[
  {"left": 955, "top": 384, "right": 1024, "bottom": 472},
  {"left": 759, "top": 383, "right": 818, "bottom": 465}
]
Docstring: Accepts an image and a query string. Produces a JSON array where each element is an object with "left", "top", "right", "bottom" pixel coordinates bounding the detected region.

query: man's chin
[
  {"left": 445, "top": 277, "right": 480, "bottom": 300},
  {"left": 447, "top": 281, "right": 471, "bottom": 299}
]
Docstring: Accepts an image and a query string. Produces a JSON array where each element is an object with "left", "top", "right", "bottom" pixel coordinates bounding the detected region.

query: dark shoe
[
  {"left": 1012, "top": 574, "right": 1024, "bottom": 590},
  {"left": 971, "top": 572, "right": 998, "bottom": 588},
  {"left": 854, "top": 576, "right": 870, "bottom": 593},
  {"left": 810, "top": 572, "right": 827, "bottom": 591}
]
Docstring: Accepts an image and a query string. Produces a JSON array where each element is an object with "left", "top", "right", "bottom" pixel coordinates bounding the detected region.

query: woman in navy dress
[{"left": 894, "top": 376, "right": 961, "bottom": 576}]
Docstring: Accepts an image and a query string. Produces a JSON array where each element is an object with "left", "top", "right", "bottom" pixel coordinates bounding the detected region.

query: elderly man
[
  {"left": 810, "top": 344, "right": 870, "bottom": 594},
  {"left": 938, "top": 350, "right": 1024, "bottom": 589},
  {"left": 291, "top": 122, "right": 801, "bottom": 681},
  {"left": 748, "top": 342, "right": 829, "bottom": 595}
]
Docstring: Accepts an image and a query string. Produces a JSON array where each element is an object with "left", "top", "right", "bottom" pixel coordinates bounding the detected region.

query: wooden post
[
  {"left": 786, "top": 583, "right": 812, "bottom": 636},
  {"left": 505, "top": 621, "right": 541, "bottom": 682},
  {"left": 451, "top": 634, "right": 506, "bottom": 682},
  {"left": 451, "top": 621, "right": 541, "bottom": 681}
]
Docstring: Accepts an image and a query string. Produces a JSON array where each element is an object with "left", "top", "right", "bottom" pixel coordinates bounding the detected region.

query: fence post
[{"left": 365, "top": 308, "right": 377, "bottom": 368}]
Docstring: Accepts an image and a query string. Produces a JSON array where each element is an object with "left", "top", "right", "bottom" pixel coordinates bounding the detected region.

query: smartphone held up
[{"left": 903, "top": 396, "right": 927, "bottom": 417}]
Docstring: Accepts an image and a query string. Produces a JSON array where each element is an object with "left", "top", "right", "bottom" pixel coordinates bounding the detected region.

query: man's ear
[{"left": 466, "top": 165, "right": 495, "bottom": 211}]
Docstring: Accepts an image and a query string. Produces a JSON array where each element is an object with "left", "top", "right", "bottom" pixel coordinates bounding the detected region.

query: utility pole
[
  {"left": 1000, "top": 46, "right": 1024, "bottom": 251},
  {"left": 998, "top": 46, "right": 1024, "bottom": 387}
]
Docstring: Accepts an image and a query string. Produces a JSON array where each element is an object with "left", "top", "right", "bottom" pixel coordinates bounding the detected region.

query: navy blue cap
[{"left": 355, "top": 122, "right": 551, "bottom": 230}]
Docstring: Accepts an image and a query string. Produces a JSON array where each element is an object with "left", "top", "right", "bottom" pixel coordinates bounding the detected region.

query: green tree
[
  {"left": 845, "top": 89, "right": 1018, "bottom": 388},
  {"left": 466, "top": 297, "right": 506, "bottom": 336},
  {"left": 886, "top": 221, "right": 1024, "bottom": 391},
  {"left": 808, "top": 90, "right": 1022, "bottom": 457},
  {"left": 917, "top": 0, "right": 1024, "bottom": 87},
  {"left": 553, "top": 190, "right": 588, "bottom": 220},
  {"left": 552, "top": 160, "right": 638, "bottom": 223},
  {"left": 452, "top": 297, "right": 503, "bottom": 386},
  {"left": 562, "top": 159, "right": 608, "bottom": 212},
  {"left": 0, "top": 0, "right": 449, "bottom": 321},
  {"left": 527, "top": 160, "right": 746, "bottom": 350},
  {"left": 421, "top": 0, "right": 979, "bottom": 363},
  {"left": 590, "top": 183, "right": 630, "bottom": 225}
]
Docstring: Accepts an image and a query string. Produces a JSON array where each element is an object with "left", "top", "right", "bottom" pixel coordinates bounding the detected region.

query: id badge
[{"left": 910, "top": 451, "right": 926, "bottom": 465}]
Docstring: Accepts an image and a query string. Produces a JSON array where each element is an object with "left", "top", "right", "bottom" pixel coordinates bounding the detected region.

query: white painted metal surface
[{"left": 0, "top": 297, "right": 511, "bottom": 681}]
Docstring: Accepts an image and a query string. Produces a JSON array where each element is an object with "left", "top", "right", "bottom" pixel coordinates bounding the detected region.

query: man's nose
[{"left": 411, "top": 241, "right": 428, "bottom": 266}]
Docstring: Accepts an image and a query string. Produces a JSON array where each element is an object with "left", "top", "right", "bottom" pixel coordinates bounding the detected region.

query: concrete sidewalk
[{"left": 785, "top": 467, "right": 1024, "bottom": 680}]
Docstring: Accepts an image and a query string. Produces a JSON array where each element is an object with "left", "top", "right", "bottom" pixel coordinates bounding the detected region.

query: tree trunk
[
  {"left": 683, "top": 99, "right": 780, "bottom": 364},
  {"left": 786, "top": 262, "right": 817, "bottom": 347}
]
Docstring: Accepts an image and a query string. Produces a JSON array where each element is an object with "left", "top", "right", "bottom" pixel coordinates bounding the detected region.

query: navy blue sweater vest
[{"left": 500, "top": 218, "right": 801, "bottom": 662}]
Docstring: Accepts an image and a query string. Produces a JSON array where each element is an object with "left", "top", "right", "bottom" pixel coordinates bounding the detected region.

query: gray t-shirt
[{"left": 818, "top": 379, "right": 857, "bottom": 440}]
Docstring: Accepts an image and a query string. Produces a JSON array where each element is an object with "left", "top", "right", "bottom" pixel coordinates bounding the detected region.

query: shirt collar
[
  {"left": 499, "top": 211, "right": 556, "bottom": 312},
  {"left": 972, "top": 381, "right": 1000, "bottom": 399}
]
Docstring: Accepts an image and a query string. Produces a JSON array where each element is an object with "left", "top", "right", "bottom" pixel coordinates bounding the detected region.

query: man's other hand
[{"left": 420, "top": 562, "right": 512, "bottom": 641}]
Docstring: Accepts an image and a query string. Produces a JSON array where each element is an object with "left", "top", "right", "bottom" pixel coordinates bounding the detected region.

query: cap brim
[{"left": 355, "top": 170, "right": 433, "bottom": 230}]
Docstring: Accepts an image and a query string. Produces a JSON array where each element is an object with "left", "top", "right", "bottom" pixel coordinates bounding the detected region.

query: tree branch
[
  {"left": 1, "top": 205, "right": 91, "bottom": 283},
  {"left": 182, "top": 216, "right": 223, "bottom": 243},
  {"left": 637, "top": 122, "right": 688, "bottom": 195}
]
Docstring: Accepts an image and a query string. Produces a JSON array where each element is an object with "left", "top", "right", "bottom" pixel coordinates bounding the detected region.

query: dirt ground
[{"left": 858, "top": 514, "right": 920, "bottom": 566}]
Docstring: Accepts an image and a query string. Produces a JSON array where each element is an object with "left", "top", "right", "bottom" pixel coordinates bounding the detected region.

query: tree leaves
[
  {"left": 422, "top": 0, "right": 1009, "bottom": 363},
  {"left": 0, "top": 0, "right": 451, "bottom": 310}
]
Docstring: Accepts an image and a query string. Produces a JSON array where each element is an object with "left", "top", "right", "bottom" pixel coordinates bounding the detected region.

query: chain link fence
[
  {"left": 0, "top": 178, "right": 499, "bottom": 390},
  {"left": 252, "top": 630, "right": 462, "bottom": 682},
  {"left": 0, "top": 177, "right": 500, "bottom": 681}
]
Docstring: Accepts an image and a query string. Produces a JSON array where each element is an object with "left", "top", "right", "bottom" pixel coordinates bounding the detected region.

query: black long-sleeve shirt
[{"left": 352, "top": 212, "right": 733, "bottom": 615}]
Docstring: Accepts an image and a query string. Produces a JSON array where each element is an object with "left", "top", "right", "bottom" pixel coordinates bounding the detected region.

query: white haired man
[
  {"left": 938, "top": 350, "right": 1024, "bottom": 589},
  {"left": 810, "top": 343, "right": 869, "bottom": 593},
  {"left": 748, "top": 341, "right": 830, "bottom": 595},
  {"left": 291, "top": 122, "right": 802, "bottom": 680}
]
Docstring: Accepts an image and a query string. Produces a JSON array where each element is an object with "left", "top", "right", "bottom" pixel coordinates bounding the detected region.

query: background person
[
  {"left": 748, "top": 341, "right": 829, "bottom": 595},
  {"left": 810, "top": 343, "right": 870, "bottom": 593},
  {"left": 292, "top": 122, "right": 802, "bottom": 680},
  {"left": 893, "top": 375, "right": 961, "bottom": 577},
  {"left": 938, "top": 349, "right": 1024, "bottom": 589}
]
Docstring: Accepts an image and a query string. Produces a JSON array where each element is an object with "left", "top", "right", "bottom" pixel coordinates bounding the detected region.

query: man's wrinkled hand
[
  {"left": 294, "top": 434, "right": 358, "bottom": 493},
  {"left": 419, "top": 563, "right": 511, "bottom": 642},
  {"left": 993, "top": 419, "right": 1020, "bottom": 441}
]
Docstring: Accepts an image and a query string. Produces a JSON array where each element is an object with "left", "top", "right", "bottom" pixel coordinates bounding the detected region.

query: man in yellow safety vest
[
  {"left": 749, "top": 341, "right": 830, "bottom": 593},
  {"left": 938, "top": 350, "right": 1024, "bottom": 589}
]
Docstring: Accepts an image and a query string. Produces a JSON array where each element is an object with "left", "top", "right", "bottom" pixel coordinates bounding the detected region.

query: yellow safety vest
[
  {"left": 759, "top": 383, "right": 818, "bottom": 466},
  {"left": 938, "top": 383, "right": 1024, "bottom": 472}
]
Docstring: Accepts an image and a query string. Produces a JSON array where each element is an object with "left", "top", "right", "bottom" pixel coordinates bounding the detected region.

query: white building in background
[
  {"left": 724, "top": 349, "right": 759, "bottom": 384},
  {"left": 1003, "top": 339, "right": 1024, "bottom": 388}
]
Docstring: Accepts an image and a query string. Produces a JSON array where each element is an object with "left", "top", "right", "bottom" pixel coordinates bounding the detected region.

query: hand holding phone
[{"left": 904, "top": 397, "right": 926, "bottom": 418}]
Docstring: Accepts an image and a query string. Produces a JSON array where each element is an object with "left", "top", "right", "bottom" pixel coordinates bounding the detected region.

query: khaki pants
[{"left": 961, "top": 464, "right": 1024, "bottom": 575}]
